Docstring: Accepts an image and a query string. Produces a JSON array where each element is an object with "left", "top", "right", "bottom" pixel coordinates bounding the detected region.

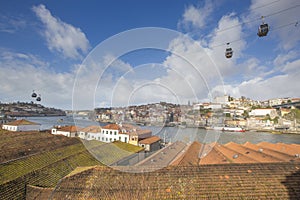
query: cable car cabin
[
  {"left": 257, "top": 23, "right": 269, "bottom": 37},
  {"left": 31, "top": 91, "right": 37, "bottom": 98},
  {"left": 225, "top": 48, "right": 233, "bottom": 58},
  {"left": 36, "top": 95, "right": 41, "bottom": 101}
]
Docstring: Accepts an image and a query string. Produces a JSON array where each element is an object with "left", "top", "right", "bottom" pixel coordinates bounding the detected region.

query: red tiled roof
[
  {"left": 139, "top": 136, "right": 161, "bottom": 145},
  {"left": 128, "top": 129, "right": 152, "bottom": 136},
  {"left": 102, "top": 124, "right": 121, "bottom": 131},
  {"left": 80, "top": 126, "right": 102, "bottom": 133},
  {"left": 44, "top": 163, "right": 300, "bottom": 199},
  {"left": 57, "top": 126, "right": 81, "bottom": 132},
  {"left": 173, "top": 141, "right": 300, "bottom": 166},
  {"left": 5, "top": 119, "right": 40, "bottom": 126}
]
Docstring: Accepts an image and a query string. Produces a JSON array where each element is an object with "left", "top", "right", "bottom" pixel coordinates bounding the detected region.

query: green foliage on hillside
[
  {"left": 0, "top": 132, "right": 102, "bottom": 200},
  {"left": 283, "top": 108, "right": 300, "bottom": 122},
  {"left": 0, "top": 143, "right": 88, "bottom": 184},
  {"left": 113, "top": 141, "right": 144, "bottom": 153}
]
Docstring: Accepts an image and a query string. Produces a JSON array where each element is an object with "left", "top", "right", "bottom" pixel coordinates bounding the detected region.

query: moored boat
[{"left": 208, "top": 126, "right": 245, "bottom": 132}]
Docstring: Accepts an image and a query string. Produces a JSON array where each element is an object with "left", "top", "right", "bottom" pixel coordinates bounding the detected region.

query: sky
[{"left": 0, "top": 0, "right": 300, "bottom": 110}]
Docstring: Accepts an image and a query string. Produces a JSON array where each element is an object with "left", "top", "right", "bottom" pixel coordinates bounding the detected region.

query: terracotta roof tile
[
  {"left": 4, "top": 119, "right": 40, "bottom": 126},
  {"left": 57, "top": 125, "right": 81, "bottom": 132},
  {"left": 102, "top": 124, "right": 121, "bottom": 130},
  {"left": 173, "top": 141, "right": 300, "bottom": 166},
  {"left": 46, "top": 163, "right": 300, "bottom": 199},
  {"left": 80, "top": 126, "right": 102, "bottom": 133},
  {"left": 139, "top": 136, "right": 161, "bottom": 145}
]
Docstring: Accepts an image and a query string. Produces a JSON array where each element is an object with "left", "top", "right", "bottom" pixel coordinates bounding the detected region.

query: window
[
  {"left": 106, "top": 138, "right": 108, "bottom": 141},
  {"left": 114, "top": 131, "right": 117, "bottom": 135},
  {"left": 102, "top": 137, "right": 104, "bottom": 141},
  {"left": 110, "top": 131, "right": 112, "bottom": 135},
  {"left": 119, "top": 136, "right": 121, "bottom": 141},
  {"left": 106, "top": 131, "right": 108, "bottom": 134}
]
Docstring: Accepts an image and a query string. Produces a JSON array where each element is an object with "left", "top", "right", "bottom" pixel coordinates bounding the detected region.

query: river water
[{"left": 22, "top": 116, "right": 300, "bottom": 144}]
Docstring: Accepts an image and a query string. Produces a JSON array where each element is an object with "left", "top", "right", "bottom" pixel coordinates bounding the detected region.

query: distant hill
[{"left": 0, "top": 102, "right": 66, "bottom": 117}]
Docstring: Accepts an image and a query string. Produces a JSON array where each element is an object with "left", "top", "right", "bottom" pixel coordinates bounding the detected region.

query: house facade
[
  {"left": 2, "top": 119, "right": 40, "bottom": 132},
  {"left": 128, "top": 129, "right": 152, "bottom": 146},
  {"left": 78, "top": 124, "right": 129, "bottom": 143},
  {"left": 79, "top": 126, "right": 102, "bottom": 140},
  {"left": 51, "top": 125, "right": 81, "bottom": 137},
  {"left": 138, "top": 136, "right": 161, "bottom": 152},
  {"left": 249, "top": 108, "right": 278, "bottom": 119}
]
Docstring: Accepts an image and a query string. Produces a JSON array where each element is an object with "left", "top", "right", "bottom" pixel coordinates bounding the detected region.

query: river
[{"left": 22, "top": 116, "right": 300, "bottom": 144}]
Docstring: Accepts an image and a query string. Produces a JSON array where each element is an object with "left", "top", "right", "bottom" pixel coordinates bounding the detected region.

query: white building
[
  {"left": 79, "top": 125, "right": 102, "bottom": 140},
  {"left": 96, "top": 124, "right": 129, "bottom": 143},
  {"left": 2, "top": 119, "right": 41, "bottom": 132},
  {"left": 203, "top": 103, "right": 222, "bottom": 110},
  {"left": 249, "top": 108, "right": 278, "bottom": 119},
  {"left": 214, "top": 95, "right": 229, "bottom": 105},
  {"left": 51, "top": 125, "right": 81, "bottom": 137}
]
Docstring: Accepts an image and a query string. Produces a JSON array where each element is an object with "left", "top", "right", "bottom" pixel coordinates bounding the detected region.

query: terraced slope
[
  {"left": 0, "top": 130, "right": 144, "bottom": 200},
  {"left": 83, "top": 140, "right": 144, "bottom": 165},
  {"left": 36, "top": 163, "right": 300, "bottom": 199},
  {"left": 0, "top": 130, "right": 80, "bottom": 163}
]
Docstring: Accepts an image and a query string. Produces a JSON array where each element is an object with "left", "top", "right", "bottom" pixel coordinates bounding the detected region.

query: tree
[{"left": 242, "top": 110, "right": 249, "bottom": 118}]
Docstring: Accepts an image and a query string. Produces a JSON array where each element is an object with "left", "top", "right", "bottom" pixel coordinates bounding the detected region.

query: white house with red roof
[
  {"left": 79, "top": 125, "right": 102, "bottom": 140},
  {"left": 51, "top": 125, "right": 81, "bottom": 137},
  {"left": 100, "top": 124, "right": 129, "bottom": 143},
  {"left": 2, "top": 119, "right": 41, "bottom": 132}
]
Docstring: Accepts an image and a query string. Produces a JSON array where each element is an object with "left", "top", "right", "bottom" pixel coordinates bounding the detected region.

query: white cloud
[
  {"left": 159, "top": 12, "right": 248, "bottom": 102},
  {"left": 0, "top": 50, "right": 74, "bottom": 109},
  {"left": 273, "top": 51, "right": 298, "bottom": 67},
  {"left": 210, "top": 56, "right": 300, "bottom": 100},
  {"left": 179, "top": 0, "right": 214, "bottom": 30},
  {"left": 209, "top": 13, "right": 246, "bottom": 61},
  {"left": 32, "top": 4, "right": 90, "bottom": 60},
  {"left": 247, "top": 0, "right": 300, "bottom": 50},
  {"left": 0, "top": 14, "right": 27, "bottom": 33}
]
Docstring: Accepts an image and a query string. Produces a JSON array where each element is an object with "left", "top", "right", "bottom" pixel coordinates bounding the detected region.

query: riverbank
[{"left": 249, "top": 128, "right": 300, "bottom": 135}]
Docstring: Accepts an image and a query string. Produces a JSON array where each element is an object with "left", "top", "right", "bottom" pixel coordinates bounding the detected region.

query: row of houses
[
  {"left": 51, "top": 123, "right": 160, "bottom": 151},
  {"left": 1, "top": 119, "right": 161, "bottom": 152}
]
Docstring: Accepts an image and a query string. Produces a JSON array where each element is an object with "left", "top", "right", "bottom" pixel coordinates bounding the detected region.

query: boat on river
[{"left": 206, "top": 125, "right": 246, "bottom": 132}]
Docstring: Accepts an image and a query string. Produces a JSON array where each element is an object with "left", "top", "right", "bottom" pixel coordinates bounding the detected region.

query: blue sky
[{"left": 0, "top": 0, "right": 300, "bottom": 110}]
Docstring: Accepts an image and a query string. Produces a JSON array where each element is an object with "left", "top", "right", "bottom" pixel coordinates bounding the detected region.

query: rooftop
[
  {"left": 4, "top": 119, "right": 40, "bottom": 126},
  {"left": 33, "top": 162, "right": 300, "bottom": 199},
  {"left": 80, "top": 125, "right": 102, "bottom": 133},
  {"left": 139, "top": 136, "right": 161, "bottom": 145},
  {"left": 172, "top": 141, "right": 300, "bottom": 166},
  {"left": 102, "top": 124, "right": 121, "bottom": 131},
  {"left": 56, "top": 125, "right": 81, "bottom": 132}
]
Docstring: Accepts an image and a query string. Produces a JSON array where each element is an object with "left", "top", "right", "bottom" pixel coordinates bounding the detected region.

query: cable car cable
[
  {"left": 210, "top": 19, "right": 299, "bottom": 49},
  {"left": 215, "top": 4, "right": 300, "bottom": 34}
]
